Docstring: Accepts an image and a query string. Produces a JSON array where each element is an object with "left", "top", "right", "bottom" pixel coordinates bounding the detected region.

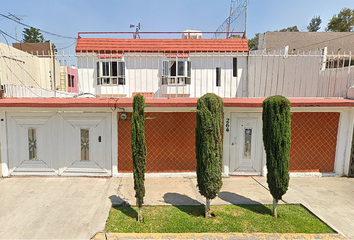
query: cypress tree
[
  {"left": 131, "top": 94, "right": 147, "bottom": 222},
  {"left": 195, "top": 93, "right": 223, "bottom": 218},
  {"left": 262, "top": 95, "right": 291, "bottom": 218}
]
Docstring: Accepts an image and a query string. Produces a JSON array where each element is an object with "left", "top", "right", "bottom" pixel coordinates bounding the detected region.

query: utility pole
[
  {"left": 244, "top": 0, "right": 248, "bottom": 37},
  {"left": 52, "top": 44, "right": 56, "bottom": 97},
  {"left": 8, "top": 13, "right": 27, "bottom": 42}
]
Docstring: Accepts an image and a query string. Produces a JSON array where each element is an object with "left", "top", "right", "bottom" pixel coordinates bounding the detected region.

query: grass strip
[{"left": 106, "top": 204, "right": 334, "bottom": 233}]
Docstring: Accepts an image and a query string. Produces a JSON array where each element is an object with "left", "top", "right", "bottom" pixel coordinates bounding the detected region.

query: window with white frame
[
  {"left": 162, "top": 60, "right": 191, "bottom": 85},
  {"left": 97, "top": 61, "right": 125, "bottom": 85}
]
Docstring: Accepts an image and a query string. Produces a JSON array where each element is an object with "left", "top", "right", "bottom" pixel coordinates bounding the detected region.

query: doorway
[{"left": 229, "top": 113, "right": 262, "bottom": 175}]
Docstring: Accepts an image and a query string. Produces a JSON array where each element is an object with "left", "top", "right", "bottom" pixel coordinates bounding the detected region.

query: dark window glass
[
  {"left": 80, "top": 129, "right": 89, "bottom": 161},
  {"left": 102, "top": 62, "right": 109, "bottom": 76},
  {"left": 216, "top": 67, "right": 221, "bottom": 87},
  {"left": 68, "top": 75, "right": 74, "bottom": 87},
  {"left": 233, "top": 58, "right": 237, "bottom": 77},
  {"left": 170, "top": 61, "right": 176, "bottom": 76},
  {"left": 111, "top": 62, "right": 118, "bottom": 76},
  {"left": 28, "top": 128, "right": 37, "bottom": 160},
  {"left": 118, "top": 62, "right": 125, "bottom": 76},
  {"left": 118, "top": 78, "right": 125, "bottom": 85},
  {"left": 178, "top": 61, "right": 184, "bottom": 76},
  {"left": 187, "top": 61, "right": 191, "bottom": 77}
]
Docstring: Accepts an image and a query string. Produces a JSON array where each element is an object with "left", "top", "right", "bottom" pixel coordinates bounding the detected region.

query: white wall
[
  {"left": 77, "top": 55, "right": 96, "bottom": 94},
  {"left": 76, "top": 53, "right": 248, "bottom": 98},
  {"left": 190, "top": 54, "right": 247, "bottom": 98}
]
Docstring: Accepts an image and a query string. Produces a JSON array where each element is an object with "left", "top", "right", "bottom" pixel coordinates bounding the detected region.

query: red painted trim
[{"left": 0, "top": 98, "right": 354, "bottom": 109}]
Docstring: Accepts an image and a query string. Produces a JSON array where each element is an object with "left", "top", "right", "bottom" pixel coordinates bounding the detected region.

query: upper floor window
[
  {"left": 216, "top": 67, "right": 221, "bottom": 87},
  {"left": 68, "top": 74, "right": 75, "bottom": 87},
  {"left": 162, "top": 60, "right": 191, "bottom": 85},
  {"left": 97, "top": 61, "right": 125, "bottom": 85},
  {"left": 233, "top": 58, "right": 238, "bottom": 77}
]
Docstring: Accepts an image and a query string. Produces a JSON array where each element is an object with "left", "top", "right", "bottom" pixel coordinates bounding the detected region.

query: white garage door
[{"left": 7, "top": 112, "right": 112, "bottom": 176}]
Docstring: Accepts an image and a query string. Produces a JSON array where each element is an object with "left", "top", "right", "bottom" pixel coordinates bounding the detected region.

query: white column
[
  {"left": 0, "top": 110, "right": 9, "bottom": 177},
  {"left": 334, "top": 109, "right": 354, "bottom": 176},
  {"left": 222, "top": 110, "right": 231, "bottom": 176},
  {"left": 111, "top": 110, "right": 118, "bottom": 177}
]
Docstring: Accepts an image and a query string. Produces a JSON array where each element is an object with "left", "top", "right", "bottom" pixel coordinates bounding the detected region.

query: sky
[{"left": 0, "top": 0, "right": 354, "bottom": 53}]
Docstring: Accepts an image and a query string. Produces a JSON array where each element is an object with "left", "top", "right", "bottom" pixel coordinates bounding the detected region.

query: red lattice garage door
[
  {"left": 118, "top": 112, "right": 196, "bottom": 173},
  {"left": 289, "top": 112, "right": 340, "bottom": 172}
]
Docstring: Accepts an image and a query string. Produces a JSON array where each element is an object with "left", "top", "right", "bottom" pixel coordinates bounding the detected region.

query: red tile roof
[
  {"left": 0, "top": 98, "right": 354, "bottom": 108},
  {"left": 75, "top": 38, "right": 249, "bottom": 53}
]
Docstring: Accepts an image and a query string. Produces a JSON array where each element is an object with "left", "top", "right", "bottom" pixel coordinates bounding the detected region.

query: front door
[{"left": 230, "top": 113, "right": 262, "bottom": 175}]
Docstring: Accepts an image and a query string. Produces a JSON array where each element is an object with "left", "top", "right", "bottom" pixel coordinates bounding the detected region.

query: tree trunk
[
  {"left": 205, "top": 198, "right": 212, "bottom": 218},
  {"left": 138, "top": 206, "right": 143, "bottom": 222},
  {"left": 273, "top": 198, "right": 278, "bottom": 218}
]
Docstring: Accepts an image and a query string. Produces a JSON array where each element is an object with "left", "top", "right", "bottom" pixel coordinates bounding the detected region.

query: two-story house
[
  {"left": 0, "top": 31, "right": 354, "bottom": 178},
  {"left": 75, "top": 32, "right": 249, "bottom": 98}
]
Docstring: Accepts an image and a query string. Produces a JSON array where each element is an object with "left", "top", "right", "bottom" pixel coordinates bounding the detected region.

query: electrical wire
[
  {"left": 0, "top": 52, "right": 42, "bottom": 97},
  {"left": 57, "top": 40, "right": 78, "bottom": 50},
  {"left": 0, "top": 30, "right": 18, "bottom": 42},
  {"left": 0, "top": 31, "right": 56, "bottom": 89},
  {"left": 0, "top": 13, "right": 77, "bottom": 40},
  {"left": 0, "top": 31, "right": 53, "bottom": 97}
]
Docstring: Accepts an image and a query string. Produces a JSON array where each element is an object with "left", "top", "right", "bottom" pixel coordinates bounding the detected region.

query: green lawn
[{"left": 106, "top": 204, "right": 334, "bottom": 234}]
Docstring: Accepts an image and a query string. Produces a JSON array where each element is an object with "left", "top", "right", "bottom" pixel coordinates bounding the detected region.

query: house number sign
[{"left": 225, "top": 118, "right": 230, "bottom": 132}]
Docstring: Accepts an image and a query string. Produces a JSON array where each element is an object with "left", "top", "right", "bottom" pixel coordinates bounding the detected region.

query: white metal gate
[{"left": 7, "top": 112, "right": 112, "bottom": 176}]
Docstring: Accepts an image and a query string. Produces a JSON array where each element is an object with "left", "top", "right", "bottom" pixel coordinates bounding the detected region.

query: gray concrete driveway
[
  {"left": 282, "top": 177, "right": 354, "bottom": 239},
  {"left": 0, "top": 177, "right": 119, "bottom": 240}
]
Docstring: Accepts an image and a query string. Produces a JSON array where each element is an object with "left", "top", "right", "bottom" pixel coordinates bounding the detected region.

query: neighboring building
[
  {"left": 13, "top": 42, "right": 52, "bottom": 56},
  {"left": 0, "top": 42, "right": 58, "bottom": 92},
  {"left": 59, "top": 66, "right": 78, "bottom": 93},
  {"left": 258, "top": 32, "right": 354, "bottom": 54},
  {"left": 0, "top": 42, "right": 75, "bottom": 98}
]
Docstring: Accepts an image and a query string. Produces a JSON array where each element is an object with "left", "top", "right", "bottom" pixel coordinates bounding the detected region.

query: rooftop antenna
[
  {"left": 8, "top": 13, "right": 27, "bottom": 42},
  {"left": 130, "top": 23, "right": 141, "bottom": 39},
  {"left": 213, "top": 0, "right": 247, "bottom": 39}
]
